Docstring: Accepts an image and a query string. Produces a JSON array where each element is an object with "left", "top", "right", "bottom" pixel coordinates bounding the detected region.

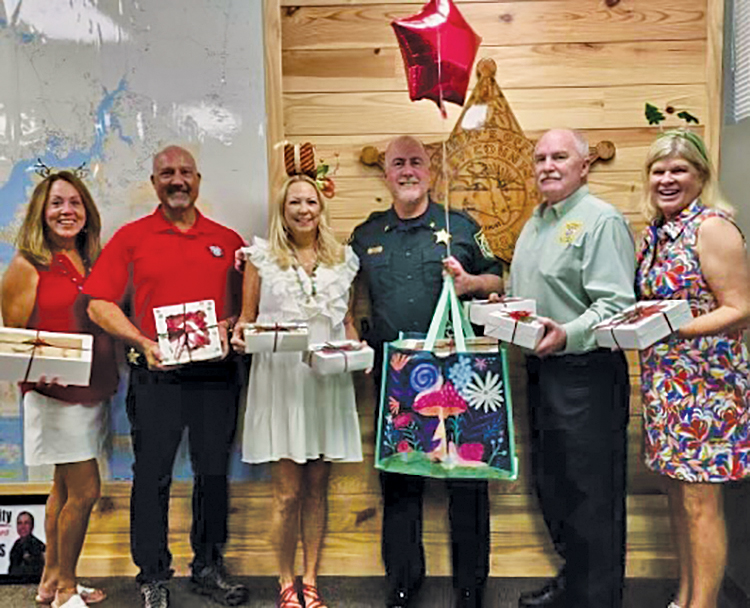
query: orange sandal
[
  {"left": 277, "top": 583, "right": 304, "bottom": 608},
  {"left": 301, "top": 583, "right": 329, "bottom": 608}
]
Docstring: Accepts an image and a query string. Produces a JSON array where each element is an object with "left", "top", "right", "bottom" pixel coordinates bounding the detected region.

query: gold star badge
[
  {"left": 434, "top": 228, "right": 452, "bottom": 245},
  {"left": 127, "top": 348, "right": 141, "bottom": 365}
]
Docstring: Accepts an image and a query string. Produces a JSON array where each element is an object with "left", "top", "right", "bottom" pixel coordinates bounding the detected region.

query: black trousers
[
  {"left": 380, "top": 472, "right": 490, "bottom": 592},
  {"left": 126, "top": 361, "right": 240, "bottom": 584},
  {"left": 526, "top": 350, "right": 629, "bottom": 608}
]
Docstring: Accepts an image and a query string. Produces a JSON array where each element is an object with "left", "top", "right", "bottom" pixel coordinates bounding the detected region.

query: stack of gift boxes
[
  {"left": 303, "top": 340, "right": 374, "bottom": 375},
  {"left": 2, "top": 298, "right": 689, "bottom": 387},
  {"left": 466, "top": 297, "right": 543, "bottom": 350},
  {"left": 593, "top": 300, "right": 693, "bottom": 350},
  {"left": 0, "top": 328, "right": 94, "bottom": 385},
  {"left": 243, "top": 322, "right": 309, "bottom": 353},
  {"left": 153, "top": 300, "right": 374, "bottom": 374},
  {"left": 466, "top": 298, "right": 692, "bottom": 351},
  {"left": 243, "top": 320, "right": 373, "bottom": 375},
  {"left": 154, "top": 299, "right": 224, "bottom": 365}
]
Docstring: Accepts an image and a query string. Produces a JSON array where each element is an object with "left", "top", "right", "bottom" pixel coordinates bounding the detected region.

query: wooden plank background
[
  {"left": 1, "top": 0, "right": 717, "bottom": 581},
  {"left": 267, "top": 0, "right": 715, "bottom": 580}
]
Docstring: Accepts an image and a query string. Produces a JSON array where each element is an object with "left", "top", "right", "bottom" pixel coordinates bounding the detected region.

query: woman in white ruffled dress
[{"left": 231, "top": 174, "right": 362, "bottom": 608}]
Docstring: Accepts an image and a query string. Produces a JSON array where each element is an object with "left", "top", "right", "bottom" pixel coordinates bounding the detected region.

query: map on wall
[{"left": 0, "top": 0, "right": 269, "bottom": 482}]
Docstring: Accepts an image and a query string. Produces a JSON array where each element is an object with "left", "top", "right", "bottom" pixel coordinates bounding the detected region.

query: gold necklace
[{"left": 293, "top": 250, "right": 319, "bottom": 300}]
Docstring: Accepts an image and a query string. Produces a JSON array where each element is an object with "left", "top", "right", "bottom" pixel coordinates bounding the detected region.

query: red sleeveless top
[{"left": 22, "top": 254, "right": 119, "bottom": 404}]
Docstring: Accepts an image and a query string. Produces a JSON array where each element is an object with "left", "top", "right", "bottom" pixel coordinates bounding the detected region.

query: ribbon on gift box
[
  {"left": 162, "top": 305, "right": 218, "bottom": 361},
  {"left": 506, "top": 310, "right": 535, "bottom": 344},
  {"left": 615, "top": 303, "right": 671, "bottom": 327},
  {"left": 0, "top": 330, "right": 85, "bottom": 382},
  {"left": 21, "top": 331, "right": 51, "bottom": 383},
  {"left": 473, "top": 296, "right": 524, "bottom": 307},
  {"left": 597, "top": 302, "right": 674, "bottom": 349},
  {"left": 247, "top": 323, "right": 305, "bottom": 352},
  {"left": 318, "top": 341, "right": 364, "bottom": 372}
]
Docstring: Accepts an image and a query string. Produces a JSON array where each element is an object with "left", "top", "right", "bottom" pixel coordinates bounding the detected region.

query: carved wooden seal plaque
[{"left": 428, "top": 58, "right": 540, "bottom": 263}]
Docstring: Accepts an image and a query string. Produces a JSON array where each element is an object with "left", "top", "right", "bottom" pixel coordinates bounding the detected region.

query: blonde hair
[
  {"left": 267, "top": 174, "right": 344, "bottom": 269},
  {"left": 642, "top": 129, "right": 733, "bottom": 222},
  {"left": 16, "top": 171, "right": 102, "bottom": 268}
]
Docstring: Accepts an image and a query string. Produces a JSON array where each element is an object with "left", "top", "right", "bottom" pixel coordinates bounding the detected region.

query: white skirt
[
  {"left": 23, "top": 391, "right": 106, "bottom": 466},
  {"left": 242, "top": 351, "right": 363, "bottom": 464}
]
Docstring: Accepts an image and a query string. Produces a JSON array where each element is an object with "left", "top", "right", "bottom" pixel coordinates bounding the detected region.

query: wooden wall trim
[
  {"left": 706, "top": 0, "right": 725, "bottom": 168},
  {"left": 264, "top": 0, "right": 286, "bottom": 201},
  {"left": 281, "top": 1, "right": 705, "bottom": 50}
]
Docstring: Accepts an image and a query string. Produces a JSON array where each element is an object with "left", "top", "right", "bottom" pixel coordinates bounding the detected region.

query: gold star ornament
[{"left": 434, "top": 228, "right": 452, "bottom": 245}]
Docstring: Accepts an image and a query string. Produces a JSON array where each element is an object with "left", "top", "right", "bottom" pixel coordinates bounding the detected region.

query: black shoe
[
  {"left": 518, "top": 573, "right": 565, "bottom": 607},
  {"left": 456, "top": 586, "right": 484, "bottom": 608},
  {"left": 386, "top": 576, "right": 423, "bottom": 608},
  {"left": 190, "top": 563, "right": 250, "bottom": 606},
  {"left": 140, "top": 581, "right": 170, "bottom": 608},
  {"left": 386, "top": 588, "right": 412, "bottom": 608}
]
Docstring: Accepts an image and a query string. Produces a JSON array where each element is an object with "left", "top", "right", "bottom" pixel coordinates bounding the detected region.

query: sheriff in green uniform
[
  {"left": 352, "top": 202, "right": 497, "bottom": 345},
  {"left": 350, "top": 136, "right": 502, "bottom": 608}
]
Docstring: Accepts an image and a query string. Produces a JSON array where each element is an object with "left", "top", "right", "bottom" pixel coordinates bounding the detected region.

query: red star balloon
[{"left": 392, "top": 0, "right": 482, "bottom": 117}]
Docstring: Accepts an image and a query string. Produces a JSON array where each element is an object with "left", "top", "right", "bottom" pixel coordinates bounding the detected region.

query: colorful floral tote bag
[{"left": 375, "top": 276, "right": 518, "bottom": 480}]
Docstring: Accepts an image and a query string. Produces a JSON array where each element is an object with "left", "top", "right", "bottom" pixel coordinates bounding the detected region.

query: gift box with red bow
[
  {"left": 484, "top": 310, "right": 545, "bottom": 350},
  {"left": 153, "top": 300, "right": 223, "bottom": 365},
  {"left": 464, "top": 297, "right": 537, "bottom": 326},
  {"left": 243, "top": 323, "right": 309, "bottom": 353},
  {"left": 0, "top": 327, "right": 93, "bottom": 385},
  {"left": 304, "top": 340, "right": 374, "bottom": 375},
  {"left": 594, "top": 300, "right": 693, "bottom": 350}
]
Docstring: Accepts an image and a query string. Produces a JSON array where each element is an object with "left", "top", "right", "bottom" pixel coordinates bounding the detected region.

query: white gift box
[
  {"left": 465, "top": 297, "right": 537, "bottom": 325},
  {"left": 0, "top": 327, "right": 93, "bottom": 385},
  {"left": 304, "top": 340, "right": 374, "bottom": 374},
  {"left": 394, "top": 336, "right": 499, "bottom": 355},
  {"left": 243, "top": 323, "right": 309, "bottom": 353},
  {"left": 153, "top": 299, "right": 223, "bottom": 365},
  {"left": 485, "top": 311, "right": 545, "bottom": 350},
  {"left": 594, "top": 300, "right": 693, "bottom": 350}
]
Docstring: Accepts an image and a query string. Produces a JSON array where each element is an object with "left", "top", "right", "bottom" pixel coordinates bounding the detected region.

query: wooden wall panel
[
  {"left": 69, "top": 487, "right": 675, "bottom": 578},
  {"left": 281, "top": 1, "right": 705, "bottom": 50},
  {"left": 274, "top": 0, "right": 714, "bottom": 582},
  {"left": 297, "top": 127, "right": 704, "bottom": 177},
  {"left": 1, "top": 0, "right": 716, "bottom": 582},
  {"left": 72, "top": 492, "right": 675, "bottom": 578},
  {"left": 264, "top": 0, "right": 286, "bottom": 198},
  {"left": 283, "top": 41, "right": 706, "bottom": 92},
  {"left": 284, "top": 85, "right": 707, "bottom": 135}
]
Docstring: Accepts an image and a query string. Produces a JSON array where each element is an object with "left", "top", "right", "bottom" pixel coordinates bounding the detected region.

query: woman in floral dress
[{"left": 636, "top": 130, "right": 750, "bottom": 608}]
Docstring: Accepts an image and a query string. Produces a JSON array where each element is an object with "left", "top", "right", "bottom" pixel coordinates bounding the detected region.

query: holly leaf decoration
[
  {"left": 645, "top": 103, "right": 665, "bottom": 125},
  {"left": 677, "top": 110, "right": 700, "bottom": 124},
  {"left": 316, "top": 163, "right": 329, "bottom": 178}
]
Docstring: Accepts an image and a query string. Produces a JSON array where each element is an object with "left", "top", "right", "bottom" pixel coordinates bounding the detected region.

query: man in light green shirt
[
  {"left": 510, "top": 169, "right": 635, "bottom": 354},
  {"left": 509, "top": 129, "right": 634, "bottom": 608}
]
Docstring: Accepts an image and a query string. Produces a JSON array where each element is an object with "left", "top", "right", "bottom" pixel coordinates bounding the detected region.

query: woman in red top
[{"left": 1, "top": 171, "right": 118, "bottom": 608}]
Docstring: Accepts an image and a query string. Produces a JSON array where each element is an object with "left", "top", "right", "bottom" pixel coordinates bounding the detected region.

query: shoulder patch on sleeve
[{"left": 474, "top": 230, "right": 496, "bottom": 260}]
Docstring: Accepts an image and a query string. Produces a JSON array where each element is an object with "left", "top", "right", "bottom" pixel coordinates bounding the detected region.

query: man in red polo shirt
[{"left": 85, "top": 146, "right": 249, "bottom": 608}]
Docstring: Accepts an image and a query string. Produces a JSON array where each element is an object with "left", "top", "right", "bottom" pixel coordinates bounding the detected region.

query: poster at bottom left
[{"left": 0, "top": 495, "right": 47, "bottom": 584}]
